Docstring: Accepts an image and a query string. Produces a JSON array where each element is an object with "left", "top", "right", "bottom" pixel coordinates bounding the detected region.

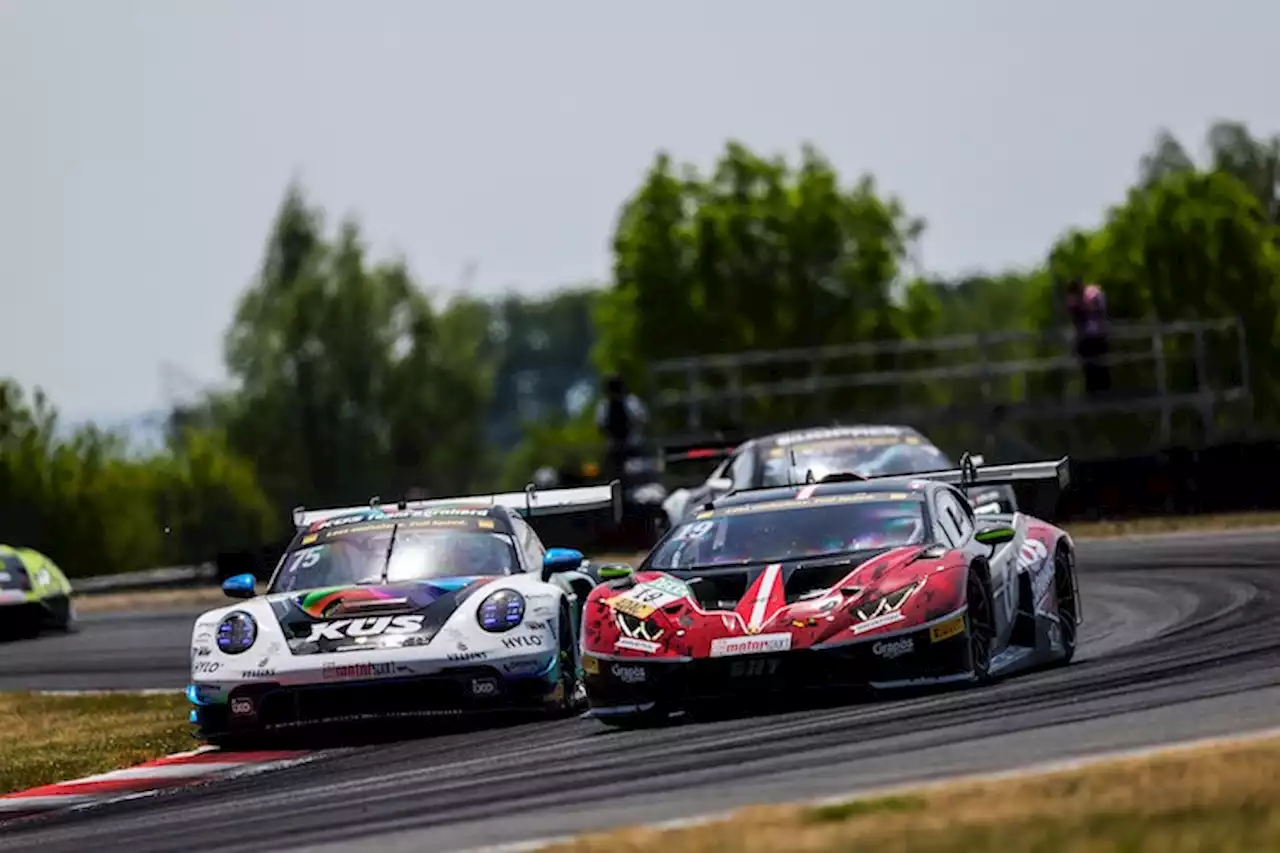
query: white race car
[{"left": 186, "top": 482, "right": 620, "bottom": 746}]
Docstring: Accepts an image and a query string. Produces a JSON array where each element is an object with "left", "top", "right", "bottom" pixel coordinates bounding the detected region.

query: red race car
[{"left": 580, "top": 455, "right": 1079, "bottom": 727}]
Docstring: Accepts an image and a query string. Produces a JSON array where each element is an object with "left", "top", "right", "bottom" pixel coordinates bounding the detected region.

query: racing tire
[
  {"left": 1052, "top": 546, "right": 1078, "bottom": 665},
  {"left": 965, "top": 566, "right": 996, "bottom": 684},
  {"left": 546, "top": 604, "right": 587, "bottom": 717}
]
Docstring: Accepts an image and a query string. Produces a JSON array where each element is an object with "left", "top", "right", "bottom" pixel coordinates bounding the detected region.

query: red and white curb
[{"left": 0, "top": 746, "right": 318, "bottom": 822}]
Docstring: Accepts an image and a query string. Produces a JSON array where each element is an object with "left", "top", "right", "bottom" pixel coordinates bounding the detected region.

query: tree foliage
[{"left": 9, "top": 118, "right": 1280, "bottom": 576}]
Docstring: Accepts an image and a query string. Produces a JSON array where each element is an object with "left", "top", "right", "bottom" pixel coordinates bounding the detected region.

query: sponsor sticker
[
  {"left": 581, "top": 655, "right": 601, "bottom": 675},
  {"left": 606, "top": 595, "right": 657, "bottom": 620},
  {"left": 230, "top": 697, "right": 255, "bottom": 718},
  {"left": 615, "top": 636, "right": 662, "bottom": 654},
  {"left": 930, "top": 615, "right": 965, "bottom": 643},
  {"left": 502, "top": 635, "right": 543, "bottom": 649},
  {"left": 872, "top": 637, "right": 914, "bottom": 659},
  {"left": 239, "top": 668, "right": 277, "bottom": 679},
  {"left": 322, "top": 661, "right": 400, "bottom": 680},
  {"left": 304, "top": 615, "right": 425, "bottom": 642},
  {"left": 447, "top": 650, "right": 488, "bottom": 662},
  {"left": 709, "top": 633, "right": 792, "bottom": 657},
  {"left": 610, "top": 664, "right": 646, "bottom": 684},
  {"left": 851, "top": 612, "right": 906, "bottom": 634},
  {"left": 642, "top": 575, "right": 691, "bottom": 599},
  {"left": 193, "top": 661, "right": 221, "bottom": 674},
  {"left": 471, "top": 678, "right": 498, "bottom": 696}
]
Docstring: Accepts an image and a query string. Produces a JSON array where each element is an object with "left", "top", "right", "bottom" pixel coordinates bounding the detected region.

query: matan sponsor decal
[
  {"left": 322, "top": 661, "right": 400, "bottom": 681},
  {"left": 709, "top": 633, "right": 792, "bottom": 657},
  {"left": 930, "top": 614, "right": 966, "bottom": 643}
]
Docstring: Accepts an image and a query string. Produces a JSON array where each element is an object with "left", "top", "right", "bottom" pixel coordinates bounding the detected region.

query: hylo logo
[
  {"left": 503, "top": 635, "right": 543, "bottom": 649},
  {"left": 305, "top": 615, "right": 425, "bottom": 642}
]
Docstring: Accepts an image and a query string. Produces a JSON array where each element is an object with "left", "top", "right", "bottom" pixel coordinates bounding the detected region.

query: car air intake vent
[
  {"left": 784, "top": 563, "right": 855, "bottom": 603},
  {"left": 685, "top": 573, "right": 749, "bottom": 611}
]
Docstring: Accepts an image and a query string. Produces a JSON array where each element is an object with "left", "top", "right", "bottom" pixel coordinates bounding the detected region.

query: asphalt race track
[{"left": 2, "top": 528, "right": 1279, "bottom": 853}]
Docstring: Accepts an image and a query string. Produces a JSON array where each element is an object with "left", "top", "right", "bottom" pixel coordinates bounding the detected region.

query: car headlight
[
  {"left": 477, "top": 589, "right": 525, "bottom": 633},
  {"left": 852, "top": 578, "right": 926, "bottom": 623},
  {"left": 216, "top": 611, "right": 258, "bottom": 655}
]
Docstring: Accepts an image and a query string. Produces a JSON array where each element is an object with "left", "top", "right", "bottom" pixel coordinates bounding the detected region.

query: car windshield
[
  {"left": 271, "top": 524, "right": 519, "bottom": 593},
  {"left": 648, "top": 494, "right": 927, "bottom": 569},
  {"left": 762, "top": 437, "right": 951, "bottom": 485}
]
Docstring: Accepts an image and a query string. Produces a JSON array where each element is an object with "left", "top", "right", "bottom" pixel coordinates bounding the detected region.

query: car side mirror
[
  {"left": 221, "top": 573, "right": 257, "bottom": 599},
  {"left": 974, "top": 526, "right": 1016, "bottom": 546},
  {"left": 706, "top": 477, "right": 733, "bottom": 492},
  {"left": 542, "top": 547, "right": 585, "bottom": 580},
  {"left": 596, "top": 563, "right": 634, "bottom": 581}
]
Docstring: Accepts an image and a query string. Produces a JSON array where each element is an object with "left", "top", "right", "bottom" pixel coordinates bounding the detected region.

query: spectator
[
  {"left": 595, "top": 375, "right": 648, "bottom": 482},
  {"left": 1065, "top": 278, "right": 1111, "bottom": 396}
]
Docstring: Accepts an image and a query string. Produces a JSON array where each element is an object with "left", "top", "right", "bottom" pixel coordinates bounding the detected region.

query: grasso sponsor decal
[
  {"left": 709, "top": 633, "right": 792, "bottom": 657},
  {"left": 930, "top": 615, "right": 965, "bottom": 643},
  {"left": 610, "top": 664, "right": 646, "bottom": 684},
  {"left": 322, "top": 661, "right": 401, "bottom": 680},
  {"left": 304, "top": 615, "right": 425, "bottom": 642},
  {"left": 872, "top": 637, "right": 914, "bottom": 659}
]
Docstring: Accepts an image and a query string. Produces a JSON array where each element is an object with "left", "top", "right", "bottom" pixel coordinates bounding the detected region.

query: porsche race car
[
  {"left": 187, "top": 482, "right": 621, "bottom": 745},
  {"left": 660, "top": 424, "right": 1019, "bottom": 527},
  {"left": 0, "top": 545, "right": 76, "bottom": 637},
  {"left": 581, "top": 456, "right": 1078, "bottom": 726}
]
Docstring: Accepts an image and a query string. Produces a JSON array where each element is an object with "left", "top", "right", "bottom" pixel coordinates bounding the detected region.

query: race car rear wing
[
  {"left": 884, "top": 453, "right": 1072, "bottom": 491},
  {"left": 291, "top": 480, "right": 624, "bottom": 529}
]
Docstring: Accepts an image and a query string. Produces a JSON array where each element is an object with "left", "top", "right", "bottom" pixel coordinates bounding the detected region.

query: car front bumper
[{"left": 582, "top": 613, "right": 974, "bottom": 714}]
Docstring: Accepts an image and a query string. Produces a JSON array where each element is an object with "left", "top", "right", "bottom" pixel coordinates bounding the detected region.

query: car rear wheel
[
  {"left": 965, "top": 568, "right": 995, "bottom": 683},
  {"left": 1053, "top": 546, "right": 1078, "bottom": 664}
]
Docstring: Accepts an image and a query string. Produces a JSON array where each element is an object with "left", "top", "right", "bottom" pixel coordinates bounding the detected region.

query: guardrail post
[
  {"left": 1192, "top": 325, "right": 1213, "bottom": 442},
  {"left": 1152, "top": 330, "right": 1172, "bottom": 446}
]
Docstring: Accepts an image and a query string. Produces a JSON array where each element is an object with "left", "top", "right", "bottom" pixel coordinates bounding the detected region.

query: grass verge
[
  {"left": 1063, "top": 510, "right": 1280, "bottom": 540},
  {"left": 0, "top": 692, "right": 192, "bottom": 795},
  {"left": 543, "top": 733, "right": 1280, "bottom": 853}
]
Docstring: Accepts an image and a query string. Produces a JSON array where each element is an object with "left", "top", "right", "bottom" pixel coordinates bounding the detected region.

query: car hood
[
  {"left": 262, "top": 577, "right": 500, "bottom": 655},
  {"left": 583, "top": 545, "right": 967, "bottom": 658}
]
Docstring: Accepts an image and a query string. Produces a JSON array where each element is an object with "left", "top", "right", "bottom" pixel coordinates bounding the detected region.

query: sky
[{"left": 1, "top": 0, "right": 1275, "bottom": 425}]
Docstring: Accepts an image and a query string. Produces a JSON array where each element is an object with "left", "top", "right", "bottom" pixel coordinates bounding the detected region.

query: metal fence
[{"left": 647, "top": 317, "right": 1252, "bottom": 459}]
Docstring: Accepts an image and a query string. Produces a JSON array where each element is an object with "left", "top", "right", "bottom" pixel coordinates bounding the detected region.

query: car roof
[
  {"left": 750, "top": 424, "right": 930, "bottom": 450},
  {"left": 710, "top": 477, "right": 935, "bottom": 509}
]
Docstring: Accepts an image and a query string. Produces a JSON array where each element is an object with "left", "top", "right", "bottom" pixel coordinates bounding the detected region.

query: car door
[{"left": 935, "top": 485, "right": 1015, "bottom": 642}]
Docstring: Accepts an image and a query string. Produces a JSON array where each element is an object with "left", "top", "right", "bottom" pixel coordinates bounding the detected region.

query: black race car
[{"left": 660, "top": 424, "right": 1018, "bottom": 528}]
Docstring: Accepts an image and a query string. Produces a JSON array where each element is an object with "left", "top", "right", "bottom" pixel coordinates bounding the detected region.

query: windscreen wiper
[{"left": 379, "top": 522, "right": 400, "bottom": 584}]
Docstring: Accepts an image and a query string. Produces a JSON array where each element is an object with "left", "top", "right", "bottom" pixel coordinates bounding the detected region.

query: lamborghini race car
[
  {"left": 660, "top": 424, "right": 1018, "bottom": 527},
  {"left": 581, "top": 456, "right": 1078, "bottom": 726},
  {"left": 0, "top": 544, "right": 76, "bottom": 638},
  {"left": 186, "top": 482, "right": 621, "bottom": 745}
]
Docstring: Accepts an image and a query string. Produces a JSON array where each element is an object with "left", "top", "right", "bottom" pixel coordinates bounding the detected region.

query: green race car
[{"left": 0, "top": 545, "right": 77, "bottom": 637}]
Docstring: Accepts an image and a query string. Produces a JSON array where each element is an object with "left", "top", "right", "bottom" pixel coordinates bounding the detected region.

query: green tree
[
  {"left": 596, "top": 142, "right": 924, "bottom": 433},
  {"left": 213, "top": 183, "right": 494, "bottom": 510}
]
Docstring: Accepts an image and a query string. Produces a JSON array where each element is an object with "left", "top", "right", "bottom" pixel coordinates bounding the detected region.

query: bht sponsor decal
[
  {"left": 322, "top": 661, "right": 399, "bottom": 680},
  {"left": 471, "top": 678, "right": 498, "bottom": 696},
  {"left": 872, "top": 637, "right": 914, "bottom": 659},
  {"left": 305, "top": 615, "right": 425, "bottom": 642},
  {"left": 610, "top": 664, "right": 645, "bottom": 684},
  {"left": 230, "top": 697, "right": 255, "bottom": 717},
  {"left": 709, "top": 633, "right": 792, "bottom": 657},
  {"left": 502, "top": 635, "right": 543, "bottom": 649}
]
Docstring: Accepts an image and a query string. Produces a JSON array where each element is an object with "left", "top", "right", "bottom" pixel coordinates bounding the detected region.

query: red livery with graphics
[{"left": 580, "top": 455, "right": 1080, "bottom": 726}]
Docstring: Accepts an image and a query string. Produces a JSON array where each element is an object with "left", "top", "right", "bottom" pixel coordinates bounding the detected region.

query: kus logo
[{"left": 304, "top": 615, "right": 425, "bottom": 642}]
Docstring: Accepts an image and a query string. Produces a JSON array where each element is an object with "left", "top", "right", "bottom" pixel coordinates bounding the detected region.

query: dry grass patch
[
  {"left": 73, "top": 586, "right": 231, "bottom": 614},
  {"left": 0, "top": 692, "right": 192, "bottom": 795},
  {"left": 545, "top": 734, "right": 1280, "bottom": 853}
]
